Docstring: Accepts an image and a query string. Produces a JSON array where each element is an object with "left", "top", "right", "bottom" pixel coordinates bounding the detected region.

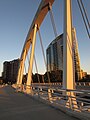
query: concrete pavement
[{"left": 0, "top": 86, "right": 79, "bottom": 120}]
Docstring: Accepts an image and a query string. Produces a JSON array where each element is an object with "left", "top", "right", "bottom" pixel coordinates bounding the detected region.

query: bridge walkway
[{"left": 0, "top": 86, "right": 79, "bottom": 120}]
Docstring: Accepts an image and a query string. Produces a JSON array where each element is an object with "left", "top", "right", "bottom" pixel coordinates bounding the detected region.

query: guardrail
[
  {"left": 13, "top": 84, "right": 90, "bottom": 113},
  {"left": 31, "top": 82, "right": 90, "bottom": 87},
  {"left": 11, "top": 83, "right": 90, "bottom": 120}
]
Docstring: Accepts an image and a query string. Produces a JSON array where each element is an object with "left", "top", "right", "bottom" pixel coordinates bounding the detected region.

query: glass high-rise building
[{"left": 46, "top": 28, "right": 81, "bottom": 81}]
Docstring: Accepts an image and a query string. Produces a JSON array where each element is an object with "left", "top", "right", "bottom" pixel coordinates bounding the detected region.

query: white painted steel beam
[
  {"left": 17, "top": 49, "right": 27, "bottom": 86},
  {"left": 17, "top": 0, "right": 54, "bottom": 85},
  {"left": 26, "top": 24, "right": 37, "bottom": 93},
  {"left": 20, "top": 0, "right": 54, "bottom": 64},
  {"left": 63, "top": 0, "right": 74, "bottom": 90}
]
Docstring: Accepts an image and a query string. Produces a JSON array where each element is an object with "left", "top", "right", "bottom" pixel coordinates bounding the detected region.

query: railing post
[
  {"left": 48, "top": 89, "right": 52, "bottom": 101},
  {"left": 37, "top": 87, "right": 40, "bottom": 97}
]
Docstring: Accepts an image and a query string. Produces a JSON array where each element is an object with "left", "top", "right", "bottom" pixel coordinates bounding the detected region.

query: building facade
[
  {"left": 72, "top": 28, "right": 81, "bottom": 80},
  {"left": 47, "top": 34, "right": 63, "bottom": 72},
  {"left": 2, "top": 59, "right": 19, "bottom": 83},
  {"left": 46, "top": 28, "right": 81, "bottom": 81}
]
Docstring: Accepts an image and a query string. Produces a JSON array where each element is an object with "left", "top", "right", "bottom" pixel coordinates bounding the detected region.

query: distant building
[
  {"left": 2, "top": 59, "right": 20, "bottom": 83},
  {"left": 47, "top": 34, "right": 63, "bottom": 72},
  {"left": 46, "top": 28, "right": 81, "bottom": 81},
  {"left": 72, "top": 28, "right": 82, "bottom": 80},
  {"left": 80, "top": 69, "right": 87, "bottom": 79},
  {"left": 0, "top": 77, "right": 3, "bottom": 84},
  {"left": 2, "top": 61, "right": 11, "bottom": 83}
]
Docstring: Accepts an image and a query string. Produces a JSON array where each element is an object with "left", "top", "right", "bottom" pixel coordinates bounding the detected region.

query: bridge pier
[
  {"left": 63, "top": 0, "right": 78, "bottom": 109},
  {"left": 63, "top": 0, "right": 74, "bottom": 90}
]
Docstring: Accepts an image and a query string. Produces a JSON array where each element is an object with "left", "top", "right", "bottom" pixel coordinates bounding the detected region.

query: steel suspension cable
[
  {"left": 24, "top": 63, "right": 27, "bottom": 75},
  {"left": 27, "top": 50, "right": 30, "bottom": 65},
  {"left": 48, "top": 3, "right": 58, "bottom": 37},
  {"left": 80, "top": 0, "right": 90, "bottom": 29},
  {"left": 48, "top": 4, "right": 60, "bottom": 81},
  {"left": 34, "top": 56, "right": 40, "bottom": 83},
  {"left": 49, "top": 4, "right": 63, "bottom": 82},
  {"left": 42, "top": 75, "right": 45, "bottom": 83},
  {"left": 77, "top": 0, "right": 90, "bottom": 38},
  {"left": 38, "top": 29, "right": 51, "bottom": 84},
  {"left": 26, "top": 49, "right": 40, "bottom": 83}
]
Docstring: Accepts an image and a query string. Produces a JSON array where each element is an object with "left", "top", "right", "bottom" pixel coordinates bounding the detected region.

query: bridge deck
[{"left": 0, "top": 86, "right": 79, "bottom": 120}]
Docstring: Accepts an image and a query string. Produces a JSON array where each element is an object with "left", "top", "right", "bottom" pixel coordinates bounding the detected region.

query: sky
[{"left": 0, "top": 0, "right": 90, "bottom": 76}]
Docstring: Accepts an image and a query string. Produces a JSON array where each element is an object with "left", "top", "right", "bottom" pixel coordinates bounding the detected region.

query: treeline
[{"left": 23, "top": 70, "right": 63, "bottom": 84}]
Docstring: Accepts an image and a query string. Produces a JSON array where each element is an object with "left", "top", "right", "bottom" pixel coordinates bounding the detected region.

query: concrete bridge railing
[{"left": 13, "top": 84, "right": 90, "bottom": 113}]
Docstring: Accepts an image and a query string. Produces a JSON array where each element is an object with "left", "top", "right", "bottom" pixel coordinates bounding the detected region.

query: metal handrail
[{"left": 13, "top": 84, "right": 90, "bottom": 113}]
